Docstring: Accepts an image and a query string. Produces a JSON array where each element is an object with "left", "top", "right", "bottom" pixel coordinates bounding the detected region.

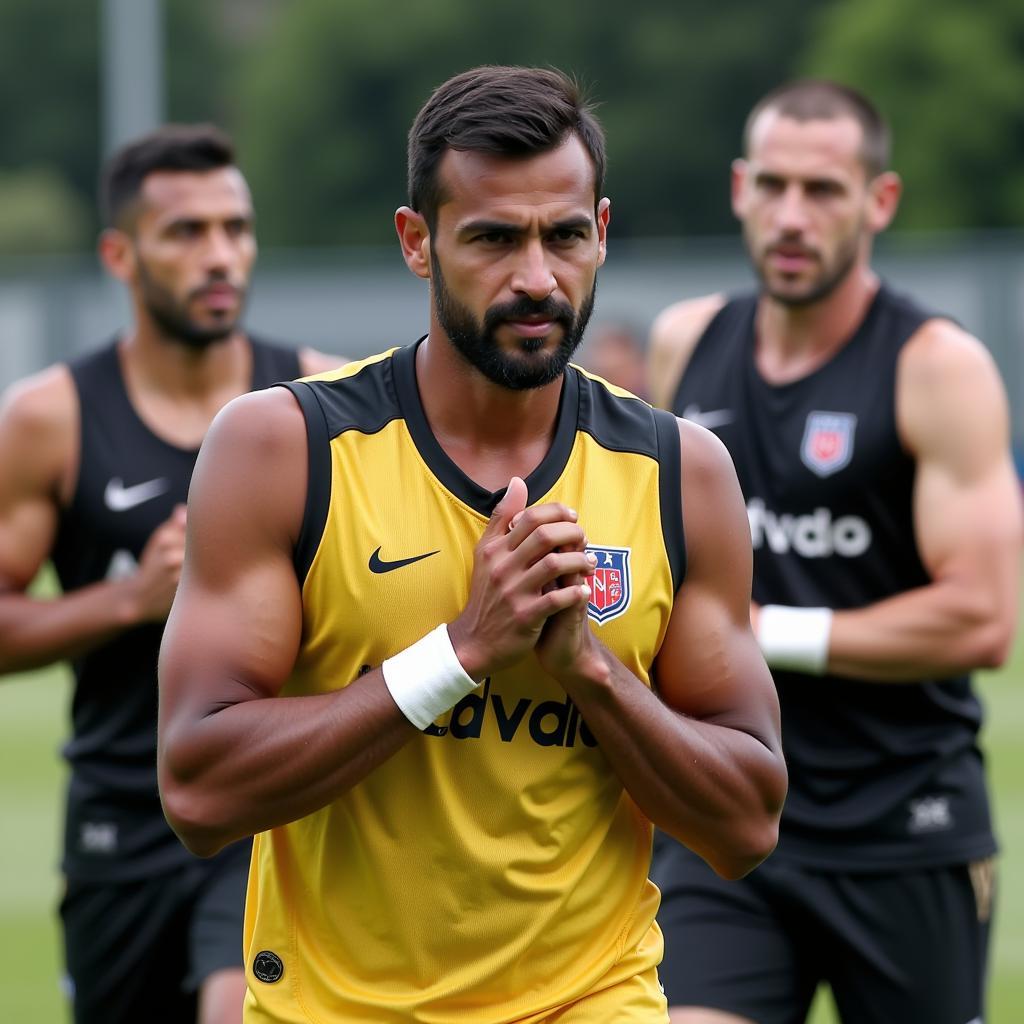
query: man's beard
[
  {"left": 137, "top": 258, "right": 246, "bottom": 350},
  {"left": 752, "top": 226, "right": 861, "bottom": 308},
  {"left": 432, "top": 255, "right": 595, "bottom": 390}
]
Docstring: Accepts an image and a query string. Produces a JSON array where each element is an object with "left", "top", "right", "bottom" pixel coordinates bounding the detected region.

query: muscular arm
[
  {"left": 157, "top": 388, "right": 417, "bottom": 856},
  {"left": 0, "top": 367, "right": 163, "bottom": 674},
  {"left": 646, "top": 294, "right": 725, "bottom": 409},
  {"left": 538, "top": 420, "right": 786, "bottom": 879},
  {"left": 824, "top": 321, "right": 1022, "bottom": 681}
]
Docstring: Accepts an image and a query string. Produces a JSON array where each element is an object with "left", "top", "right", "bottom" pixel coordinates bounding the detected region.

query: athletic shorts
[
  {"left": 60, "top": 838, "right": 251, "bottom": 1024},
  {"left": 651, "top": 834, "right": 994, "bottom": 1024}
]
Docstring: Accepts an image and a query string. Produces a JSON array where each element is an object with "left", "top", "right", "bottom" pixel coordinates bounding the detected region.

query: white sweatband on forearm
[
  {"left": 381, "top": 624, "right": 480, "bottom": 730},
  {"left": 756, "top": 605, "right": 833, "bottom": 676}
]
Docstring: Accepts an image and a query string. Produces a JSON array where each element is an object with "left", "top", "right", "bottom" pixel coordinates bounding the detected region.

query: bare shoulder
[
  {"left": 298, "top": 346, "right": 348, "bottom": 376},
  {"left": 0, "top": 364, "right": 77, "bottom": 485},
  {"left": 0, "top": 363, "right": 76, "bottom": 435},
  {"left": 647, "top": 293, "right": 727, "bottom": 409},
  {"left": 677, "top": 417, "right": 749, "bottom": 571},
  {"left": 897, "top": 317, "right": 1010, "bottom": 465},
  {"left": 204, "top": 384, "right": 308, "bottom": 462},
  {"left": 899, "top": 317, "right": 1000, "bottom": 384},
  {"left": 191, "top": 386, "right": 310, "bottom": 552},
  {"left": 678, "top": 415, "right": 737, "bottom": 484}
]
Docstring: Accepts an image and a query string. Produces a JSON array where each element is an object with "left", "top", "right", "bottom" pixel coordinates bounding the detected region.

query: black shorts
[
  {"left": 651, "top": 834, "right": 994, "bottom": 1024},
  {"left": 60, "top": 838, "right": 251, "bottom": 1024}
]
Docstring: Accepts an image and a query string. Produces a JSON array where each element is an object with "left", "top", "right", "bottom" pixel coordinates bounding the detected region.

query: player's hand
[
  {"left": 448, "top": 477, "right": 596, "bottom": 680},
  {"left": 534, "top": 549, "right": 604, "bottom": 685},
  {"left": 124, "top": 504, "right": 188, "bottom": 622}
]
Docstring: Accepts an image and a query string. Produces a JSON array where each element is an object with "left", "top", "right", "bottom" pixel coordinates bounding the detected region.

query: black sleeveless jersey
[
  {"left": 673, "top": 286, "right": 995, "bottom": 871},
  {"left": 53, "top": 337, "right": 301, "bottom": 881}
]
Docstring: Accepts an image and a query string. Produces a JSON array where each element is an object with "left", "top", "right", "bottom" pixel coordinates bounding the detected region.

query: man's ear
[
  {"left": 395, "top": 207, "right": 431, "bottom": 281},
  {"left": 730, "top": 158, "right": 750, "bottom": 221},
  {"left": 97, "top": 228, "right": 135, "bottom": 283},
  {"left": 596, "top": 197, "right": 610, "bottom": 267},
  {"left": 866, "top": 171, "right": 902, "bottom": 234}
]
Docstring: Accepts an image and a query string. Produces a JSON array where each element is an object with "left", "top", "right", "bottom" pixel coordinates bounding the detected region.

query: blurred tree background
[{"left": 0, "top": 0, "right": 1022, "bottom": 252}]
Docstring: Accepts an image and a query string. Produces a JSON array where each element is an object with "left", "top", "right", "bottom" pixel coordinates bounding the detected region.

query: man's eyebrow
[
  {"left": 457, "top": 215, "right": 594, "bottom": 236},
  {"left": 754, "top": 169, "right": 845, "bottom": 188},
  {"left": 548, "top": 215, "right": 594, "bottom": 232},
  {"left": 457, "top": 219, "right": 522, "bottom": 236}
]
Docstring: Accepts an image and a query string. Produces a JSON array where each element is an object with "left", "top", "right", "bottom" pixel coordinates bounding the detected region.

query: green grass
[
  {"left": 0, "top": 662, "right": 71, "bottom": 1021},
  {"left": 1, "top": 622, "right": 1023, "bottom": 1021}
]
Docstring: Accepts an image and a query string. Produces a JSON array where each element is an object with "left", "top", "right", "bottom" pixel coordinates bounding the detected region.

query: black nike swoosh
[{"left": 368, "top": 546, "right": 440, "bottom": 574}]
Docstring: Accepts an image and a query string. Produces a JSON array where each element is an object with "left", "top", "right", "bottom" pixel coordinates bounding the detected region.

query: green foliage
[
  {"left": 0, "top": 167, "right": 92, "bottom": 253},
  {"left": 3, "top": 0, "right": 1023, "bottom": 252},
  {"left": 802, "top": 0, "right": 1024, "bottom": 230},
  {"left": 0, "top": 0, "right": 99, "bottom": 222},
  {"left": 0, "top": 0, "right": 230, "bottom": 252},
  {"left": 233, "top": 0, "right": 823, "bottom": 245}
]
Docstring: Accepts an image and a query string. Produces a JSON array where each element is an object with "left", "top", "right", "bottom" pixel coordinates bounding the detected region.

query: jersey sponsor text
[
  {"left": 424, "top": 679, "right": 598, "bottom": 748},
  {"left": 748, "top": 497, "right": 872, "bottom": 558}
]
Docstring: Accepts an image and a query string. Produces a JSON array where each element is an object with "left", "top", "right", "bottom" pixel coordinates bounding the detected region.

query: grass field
[{"left": 1, "top": 627, "right": 1023, "bottom": 1020}]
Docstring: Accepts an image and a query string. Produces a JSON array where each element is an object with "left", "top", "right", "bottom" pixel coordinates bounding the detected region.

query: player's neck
[
  {"left": 755, "top": 267, "right": 879, "bottom": 385},
  {"left": 414, "top": 332, "right": 565, "bottom": 492},
  {"left": 122, "top": 322, "right": 251, "bottom": 399}
]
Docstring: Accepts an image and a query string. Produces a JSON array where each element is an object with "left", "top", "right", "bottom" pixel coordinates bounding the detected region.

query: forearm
[
  {"left": 159, "top": 668, "right": 417, "bottom": 856},
  {"left": 558, "top": 653, "right": 786, "bottom": 880},
  {"left": 0, "top": 581, "right": 142, "bottom": 674},
  {"left": 825, "top": 577, "right": 1016, "bottom": 682}
]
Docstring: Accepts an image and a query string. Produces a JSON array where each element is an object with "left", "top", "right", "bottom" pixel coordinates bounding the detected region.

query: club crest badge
[
  {"left": 585, "top": 546, "right": 632, "bottom": 624},
  {"left": 800, "top": 411, "right": 857, "bottom": 478}
]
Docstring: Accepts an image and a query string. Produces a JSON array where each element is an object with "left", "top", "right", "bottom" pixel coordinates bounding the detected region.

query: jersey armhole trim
[
  {"left": 653, "top": 408, "right": 686, "bottom": 594},
  {"left": 278, "top": 381, "right": 331, "bottom": 587}
]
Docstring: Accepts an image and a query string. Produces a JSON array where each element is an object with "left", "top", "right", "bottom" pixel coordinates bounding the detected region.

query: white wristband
[
  {"left": 757, "top": 605, "right": 833, "bottom": 676},
  {"left": 381, "top": 624, "right": 480, "bottom": 730}
]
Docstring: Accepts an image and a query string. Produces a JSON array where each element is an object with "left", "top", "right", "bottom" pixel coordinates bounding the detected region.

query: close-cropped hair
[
  {"left": 407, "top": 65, "right": 606, "bottom": 230},
  {"left": 744, "top": 79, "right": 891, "bottom": 178},
  {"left": 100, "top": 123, "right": 236, "bottom": 229}
]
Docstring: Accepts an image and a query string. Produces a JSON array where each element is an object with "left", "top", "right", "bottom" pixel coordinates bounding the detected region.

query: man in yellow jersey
[{"left": 157, "top": 66, "right": 788, "bottom": 1023}]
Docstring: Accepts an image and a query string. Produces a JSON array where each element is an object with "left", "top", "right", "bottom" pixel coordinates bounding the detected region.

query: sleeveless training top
[
  {"left": 673, "top": 286, "right": 995, "bottom": 871},
  {"left": 53, "top": 337, "right": 301, "bottom": 882},
  {"left": 242, "top": 342, "right": 684, "bottom": 1023}
]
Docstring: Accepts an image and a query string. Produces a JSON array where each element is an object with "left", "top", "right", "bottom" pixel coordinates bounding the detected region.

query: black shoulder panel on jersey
[
  {"left": 278, "top": 381, "right": 332, "bottom": 586},
  {"left": 576, "top": 372, "right": 660, "bottom": 458},
  {"left": 304, "top": 358, "right": 402, "bottom": 440},
  {"left": 654, "top": 409, "right": 686, "bottom": 594}
]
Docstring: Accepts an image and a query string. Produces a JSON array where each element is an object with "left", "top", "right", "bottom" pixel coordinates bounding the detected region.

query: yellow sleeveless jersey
[{"left": 243, "top": 342, "right": 685, "bottom": 1023}]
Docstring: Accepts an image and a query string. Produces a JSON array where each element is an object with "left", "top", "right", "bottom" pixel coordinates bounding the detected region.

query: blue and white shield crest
[
  {"left": 801, "top": 411, "right": 857, "bottom": 478},
  {"left": 585, "top": 545, "right": 632, "bottom": 625}
]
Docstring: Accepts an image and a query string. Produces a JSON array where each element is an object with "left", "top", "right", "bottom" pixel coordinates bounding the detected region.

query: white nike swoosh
[
  {"left": 682, "top": 404, "right": 734, "bottom": 430},
  {"left": 104, "top": 477, "right": 169, "bottom": 512}
]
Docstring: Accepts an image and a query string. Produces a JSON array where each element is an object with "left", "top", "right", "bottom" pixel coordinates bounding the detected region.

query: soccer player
[
  {"left": 0, "top": 124, "right": 340, "bottom": 1023},
  {"left": 157, "top": 66, "right": 787, "bottom": 1022},
  {"left": 648, "top": 79, "right": 1022, "bottom": 1024}
]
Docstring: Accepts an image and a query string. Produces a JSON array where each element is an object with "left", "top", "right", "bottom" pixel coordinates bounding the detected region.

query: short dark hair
[
  {"left": 100, "top": 123, "right": 236, "bottom": 228},
  {"left": 408, "top": 65, "right": 606, "bottom": 230},
  {"left": 744, "top": 80, "right": 891, "bottom": 178}
]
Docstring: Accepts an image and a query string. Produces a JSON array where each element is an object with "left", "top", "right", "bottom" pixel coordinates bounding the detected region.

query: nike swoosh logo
[
  {"left": 682, "top": 404, "right": 734, "bottom": 430},
  {"left": 104, "top": 477, "right": 169, "bottom": 512},
  {"left": 368, "top": 546, "right": 440, "bottom": 574}
]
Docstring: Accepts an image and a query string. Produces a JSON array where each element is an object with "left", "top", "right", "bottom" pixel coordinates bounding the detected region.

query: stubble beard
[
  {"left": 752, "top": 224, "right": 863, "bottom": 309},
  {"left": 431, "top": 254, "right": 596, "bottom": 391},
  {"left": 136, "top": 257, "right": 246, "bottom": 350}
]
